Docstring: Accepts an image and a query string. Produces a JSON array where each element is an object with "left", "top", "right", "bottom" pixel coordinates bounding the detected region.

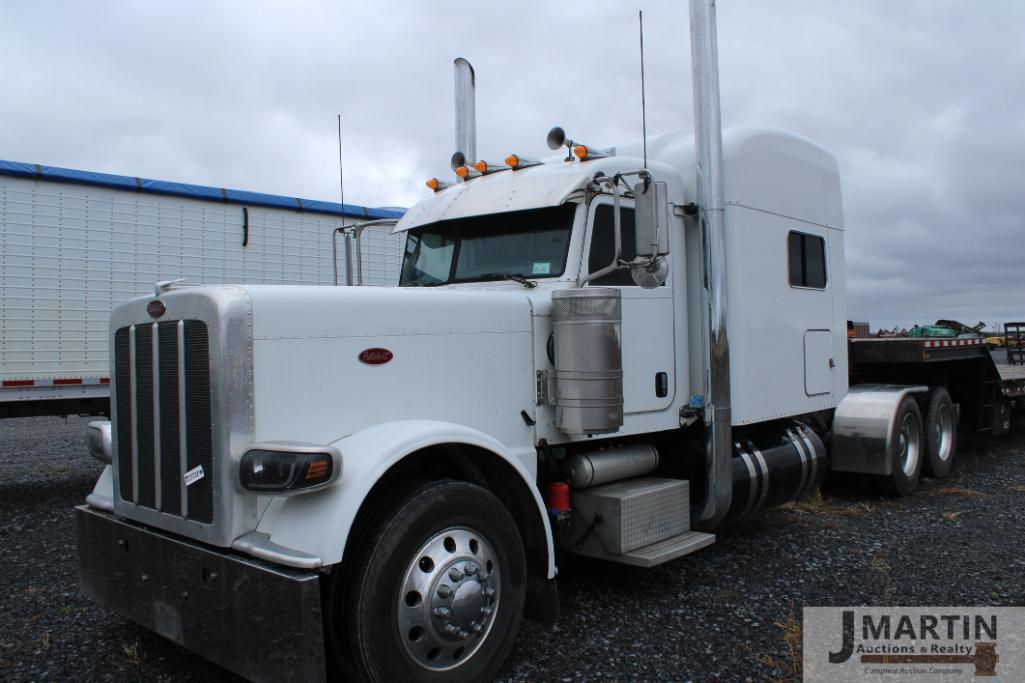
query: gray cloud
[{"left": 2, "top": 0, "right": 1023, "bottom": 328}]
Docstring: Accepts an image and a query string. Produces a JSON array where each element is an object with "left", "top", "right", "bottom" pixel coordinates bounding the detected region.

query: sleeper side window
[{"left": 787, "top": 231, "right": 827, "bottom": 289}]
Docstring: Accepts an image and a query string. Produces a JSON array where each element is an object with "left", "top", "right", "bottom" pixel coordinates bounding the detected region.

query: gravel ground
[{"left": 2, "top": 416, "right": 1024, "bottom": 682}]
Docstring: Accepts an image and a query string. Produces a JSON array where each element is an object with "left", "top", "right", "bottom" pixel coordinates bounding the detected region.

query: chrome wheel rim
[
  {"left": 898, "top": 412, "right": 921, "bottom": 476},
  {"left": 398, "top": 527, "right": 500, "bottom": 672},
  {"left": 935, "top": 404, "right": 954, "bottom": 462}
]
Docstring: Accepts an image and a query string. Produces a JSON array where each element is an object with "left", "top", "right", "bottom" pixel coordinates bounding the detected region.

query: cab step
[{"left": 612, "top": 530, "right": 716, "bottom": 568}]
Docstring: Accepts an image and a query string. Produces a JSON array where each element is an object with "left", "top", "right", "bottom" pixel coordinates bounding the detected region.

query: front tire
[
  {"left": 337, "top": 479, "right": 526, "bottom": 682},
  {"left": 922, "top": 387, "right": 957, "bottom": 479},
  {"left": 874, "top": 396, "right": 923, "bottom": 496}
]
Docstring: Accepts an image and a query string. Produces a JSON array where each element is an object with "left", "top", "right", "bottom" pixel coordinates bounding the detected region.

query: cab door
[{"left": 583, "top": 200, "right": 676, "bottom": 414}]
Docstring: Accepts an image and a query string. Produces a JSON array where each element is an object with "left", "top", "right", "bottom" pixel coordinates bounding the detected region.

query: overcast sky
[{"left": 2, "top": 1, "right": 1023, "bottom": 328}]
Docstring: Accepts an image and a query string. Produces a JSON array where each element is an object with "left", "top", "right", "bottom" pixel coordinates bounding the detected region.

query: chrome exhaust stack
[
  {"left": 689, "top": 0, "right": 733, "bottom": 528},
  {"left": 453, "top": 57, "right": 476, "bottom": 168}
]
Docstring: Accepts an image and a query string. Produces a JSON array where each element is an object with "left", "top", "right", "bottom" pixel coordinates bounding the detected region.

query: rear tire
[
  {"left": 922, "top": 387, "right": 957, "bottom": 479},
  {"left": 874, "top": 396, "right": 923, "bottom": 496},
  {"left": 335, "top": 479, "right": 526, "bottom": 682}
]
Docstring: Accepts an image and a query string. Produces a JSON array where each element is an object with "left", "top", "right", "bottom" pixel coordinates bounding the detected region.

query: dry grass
[
  {"left": 779, "top": 489, "right": 873, "bottom": 517},
  {"left": 943, "top": 510, "right": 964, "bottom": 522},
  {"left": 1009, "top": 485, "right": 1025, "bottom": 493},
  {"left": 121, "top": 640, "right": 144, "bottom": 665},
  {"left": 716, "top": 589, "right": 739, "bottom": 603},
  {"left": 754, "top": 610, "right": 803, "bottom": 682},
  {"left": 931, "top": 486, "right": 989, "bottom": 499},
  {"left": 868, "top": 548, "right": 892, "bottom": 605}
]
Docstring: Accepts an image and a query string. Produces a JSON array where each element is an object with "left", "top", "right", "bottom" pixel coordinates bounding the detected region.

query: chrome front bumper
[{"left": 77, "top": 505, "right": 326, "bottom": 682}]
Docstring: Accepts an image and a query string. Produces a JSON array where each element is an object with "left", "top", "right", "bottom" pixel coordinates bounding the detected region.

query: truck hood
[
  {"left": 244, "top": 284, "right": 534, "bottom": 340},
  {"left": 240, "top": 284, "right": 541, "bottom": 449}
]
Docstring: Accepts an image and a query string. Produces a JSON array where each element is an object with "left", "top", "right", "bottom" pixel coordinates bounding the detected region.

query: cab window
[{"left": 587, "top": 205, "right": 636, "bottom": 286}]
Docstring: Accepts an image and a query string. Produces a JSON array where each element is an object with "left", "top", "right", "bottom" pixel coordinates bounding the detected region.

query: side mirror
[
  {"left": 633, "top": 180, "right": 670, "bottom": 258},
  {"left": 630, "top": 180, "right": 669, "bottom": 288}
]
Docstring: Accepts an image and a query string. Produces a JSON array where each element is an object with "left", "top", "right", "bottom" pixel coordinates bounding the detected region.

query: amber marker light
[
  {"left": 426, "top": 178, "right": 440, "bottom": 190},
  {"left": 455, "top": 166, "right": 470, "bottom": 178},
  {"left": 473, "top": 160, "right": 488, "bottom": 173},
  {"left": 573, "top": 145, "right": 589, "bottom": 159},
  {"left": 505, "top": 154, "right": 519, "bottom": 168}
]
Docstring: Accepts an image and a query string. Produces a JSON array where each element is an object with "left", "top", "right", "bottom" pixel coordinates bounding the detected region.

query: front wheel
[{"left": 336, "top": 479, "right": 526, "bottom": 682}]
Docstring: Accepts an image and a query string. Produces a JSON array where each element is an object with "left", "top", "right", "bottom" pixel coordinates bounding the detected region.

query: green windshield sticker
[{"left": 532, "top": 262, "right": 551, "bottom": 275}]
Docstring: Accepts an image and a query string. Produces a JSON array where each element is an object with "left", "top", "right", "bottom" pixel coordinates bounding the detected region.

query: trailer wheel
[
  {"left": 337, "top": 479, "right": 526, "bottom": 682},
  {"left": 922, "top": 387, "right": 957, "bottom": 479},
  {"left": 875, "top": 396, "right": 923, "bottom": 496}
]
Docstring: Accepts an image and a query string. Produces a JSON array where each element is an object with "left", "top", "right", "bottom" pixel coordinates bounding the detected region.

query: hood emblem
[
  {"left": 147, "top": 300, "right": 166, "bottom": 318},
  {"left": 359, "top": 348, "right": 393, "bottom": 365}
]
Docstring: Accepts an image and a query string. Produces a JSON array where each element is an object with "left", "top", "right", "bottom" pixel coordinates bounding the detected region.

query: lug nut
[
  {"left": 448, "top": 568, "right": 463, "bottom": 581},
  {"left": 437, "top": 585, "right": 452, "bottom": 598},
  {"left": 443, "top": 623, "right": 459, "bottom": 635},
  {"left": 464, "top": 564, "right": 479, "bottom": 576},
  {"left": 433, "top": 607, "right": 451, "bottom": 619},
  {"left": 472, "top": 623, "right": 483, "bottom": 633},
  {"left": 482, "top": 606, "right": 494, "bottom": 616},
  {"left": 484, "top": 587, "right": 496, "bottom": 598},
  {"left": 458, "top": 629, "right": 470, "bottom": 639}
]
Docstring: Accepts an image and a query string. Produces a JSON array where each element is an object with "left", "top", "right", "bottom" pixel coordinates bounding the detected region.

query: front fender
[{"left": 252, "top": 420, "right": 555, "bottom": 578}]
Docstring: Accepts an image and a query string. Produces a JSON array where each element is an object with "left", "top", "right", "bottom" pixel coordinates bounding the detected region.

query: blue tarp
[{"left": 0, "top": 158, "right": 404, "bottom": 220}]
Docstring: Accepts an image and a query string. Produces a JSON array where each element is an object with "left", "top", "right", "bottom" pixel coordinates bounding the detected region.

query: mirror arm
[{"left": 578, "top": 169, "right": 658, "bottom": 287}]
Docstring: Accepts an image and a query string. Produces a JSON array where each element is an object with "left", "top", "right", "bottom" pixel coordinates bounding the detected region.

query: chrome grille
[{"left": 114, "top": 320, "right": 214, "bottom": 524}]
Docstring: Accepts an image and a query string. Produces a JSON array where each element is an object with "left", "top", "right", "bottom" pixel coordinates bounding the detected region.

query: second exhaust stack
[
  {"left": 454, "top": 57, "right": 476, "bottom": 165},
  {"left": 690, "top": 0, "right": 733, "bottom": 529}
]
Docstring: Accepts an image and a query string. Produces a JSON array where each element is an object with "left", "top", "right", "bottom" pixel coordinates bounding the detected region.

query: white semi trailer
[
  {"left": 76, "top": 4, "right": 1024, "bottom": 682},
  {"left": 0, "top": 161, "right": 404, "bottom": 418}
]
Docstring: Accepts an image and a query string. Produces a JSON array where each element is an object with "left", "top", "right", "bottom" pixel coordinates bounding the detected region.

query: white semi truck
[{"left": 76, "top": 4, "right": 1024, "bottom": 682}]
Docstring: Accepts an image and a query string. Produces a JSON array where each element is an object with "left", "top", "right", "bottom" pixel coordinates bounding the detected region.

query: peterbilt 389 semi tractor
[{"left": 76, "top": 4, "right": 1024, "bottom": 682}]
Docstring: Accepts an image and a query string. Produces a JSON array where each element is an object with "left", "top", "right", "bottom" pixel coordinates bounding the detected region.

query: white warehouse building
[{"left": 0, "top": 158, "right": 405, "bottom": 417}]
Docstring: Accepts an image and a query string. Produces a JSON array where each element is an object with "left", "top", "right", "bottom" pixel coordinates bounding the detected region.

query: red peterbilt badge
[
  {"left": 147, "top": 299, "right": 166, "bottom": 318},
  {"left": 359, "top": 348, "right": 393, "bottom": 365}
]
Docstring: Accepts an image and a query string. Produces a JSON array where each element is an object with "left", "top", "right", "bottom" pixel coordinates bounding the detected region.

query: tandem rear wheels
[
  {"left": 872, "top": 387, "right": 957, "bottom": 495},
  {"left": 329, "top": 479, "right": 527, "bottom": 682}
]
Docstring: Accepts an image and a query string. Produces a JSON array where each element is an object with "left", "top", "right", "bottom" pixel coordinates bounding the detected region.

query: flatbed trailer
[{"left": 849, "top": 336, "right": 1025, "bottom": 436}]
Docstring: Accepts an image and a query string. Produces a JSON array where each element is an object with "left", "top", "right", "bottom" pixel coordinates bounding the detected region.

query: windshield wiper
[
  {"left": 459, "top": 272, "right": 538, "bottom": 288},
  {"left": 501, "top": 274, "right": 537, "bottom": 289}
]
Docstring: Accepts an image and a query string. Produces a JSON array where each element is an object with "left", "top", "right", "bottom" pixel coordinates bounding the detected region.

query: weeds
[
  {"left": 932, "top": 486, "right": 988, "bottom": 499},
  {"left": 943, "top": 511, "right": 964, "bottom": 522},
  {"left": 121, "top": 640, "right": 144, "bottom": 665},
  {"left": 1009, "top": 485, "right": 1025, "bottom": 493},
  {"left": 754, "top": 609, "right": 802, "bottom": 682},
  {"left": 868, "top": 548, "right": 892, "bottom": 605},
  {"left": 779, "top": 489, "right": 873, "bottom": 518},
  {"left": 717, "top": 589, "right": 739, "bottom": 603}
]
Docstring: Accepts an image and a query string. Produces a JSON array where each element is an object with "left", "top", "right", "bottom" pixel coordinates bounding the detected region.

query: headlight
[{"left": 239, "top": 443, "right": 342, "bottom": 495}]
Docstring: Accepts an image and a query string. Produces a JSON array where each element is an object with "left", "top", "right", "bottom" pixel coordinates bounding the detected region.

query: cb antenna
[
  {"left": 336, "top": 114, "right": 345, "bottom": 209},
  {"left": 639, "top": 9, "right": 648, "bottom": 169}
]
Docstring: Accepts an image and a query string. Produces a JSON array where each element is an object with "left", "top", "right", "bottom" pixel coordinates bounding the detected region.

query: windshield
[{"left": 399, "top": 205, "right": 576, "bottom": 286}]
